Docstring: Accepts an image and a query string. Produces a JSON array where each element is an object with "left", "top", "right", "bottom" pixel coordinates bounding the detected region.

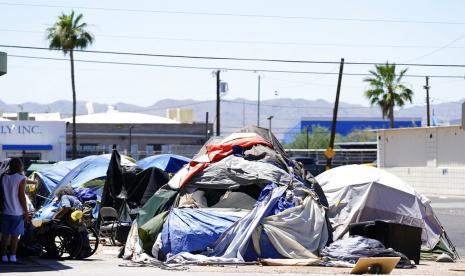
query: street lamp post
[
  {"left": 267, "top": 115, "right": 274, "bottom": 132},
  {"left": 128, "top": 126, "right": 135, "bottom": 156}
]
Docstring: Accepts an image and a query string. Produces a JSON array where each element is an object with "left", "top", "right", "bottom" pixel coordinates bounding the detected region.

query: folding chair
[{"left": 99, "top": 207, "right": 118, "bottom": 245}]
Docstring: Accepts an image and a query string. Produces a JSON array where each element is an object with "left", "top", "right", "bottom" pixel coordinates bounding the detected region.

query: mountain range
[{"left": 0, "top": 98, "right": 463, "bottom": 138}]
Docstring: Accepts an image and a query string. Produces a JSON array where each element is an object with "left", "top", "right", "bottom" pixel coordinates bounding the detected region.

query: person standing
[{"left": 0, "top": 158, "right": 30, "bottom": 263}]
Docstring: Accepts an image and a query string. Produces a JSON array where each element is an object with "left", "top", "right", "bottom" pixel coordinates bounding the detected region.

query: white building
[
  {"left": 0, "top": 121, "right": 66, "bottom": 161},
  {"left": 378, "top": 125, "right": 465, "bottom": 196}
]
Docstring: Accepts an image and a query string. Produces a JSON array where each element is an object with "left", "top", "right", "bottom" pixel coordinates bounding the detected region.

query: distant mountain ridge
[{"left": 0, "top": 98, "right": 463, "bottom": 138}]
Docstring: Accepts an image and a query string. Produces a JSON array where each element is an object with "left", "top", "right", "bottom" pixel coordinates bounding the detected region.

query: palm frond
[{"left": 46, "top": 11, "right": 93, "bottom": 53}]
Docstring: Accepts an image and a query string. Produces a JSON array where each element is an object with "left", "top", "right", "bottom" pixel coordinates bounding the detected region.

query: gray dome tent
[{"left": 316, "top": 164, "right": 458, "bottom": 259}]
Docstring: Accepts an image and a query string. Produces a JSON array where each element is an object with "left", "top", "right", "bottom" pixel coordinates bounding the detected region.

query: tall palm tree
[
  {"left": 364, "top": 62, "right": 413, "bottom": 128},
  {"left": 47, "top": 11, "right": 94, "bottom": 159}
]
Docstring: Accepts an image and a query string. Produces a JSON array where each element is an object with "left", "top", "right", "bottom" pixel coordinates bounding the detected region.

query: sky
[{"left": 1, "top": 0, "right": 465, "bottom": 108}]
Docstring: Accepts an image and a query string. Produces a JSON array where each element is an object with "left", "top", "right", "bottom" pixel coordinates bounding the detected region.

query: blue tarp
[
  {"left": 36, "top": 154, "right": 134, "bottom": 195},
  {"left": 256, "top": 183, "right": 295, "bottom": 216},
  {"left": 161, "top": 208, "right": 241, "bottom": 256},
  {"left": 137, "top": 154, "right": 190, "bottom": 173},
  {"left": 160, "top": 185, "right": 289, "bottom": 260},
  {"left": 33, "top": 201, "right": 60, "bottom": 220}
]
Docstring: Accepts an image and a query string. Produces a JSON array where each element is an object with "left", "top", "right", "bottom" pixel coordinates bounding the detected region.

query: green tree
[
  {"left": 364, "top": 62, "right": 413, "bottom": 128},
  {"left": 343, "top": 128, "right": 377, "bottom": 142},
  {"left": 47, "top": 11, "right": 94, "bottom": 159},
  {"left": 286, "top": 126, "right": 341, "bottom": 149}
]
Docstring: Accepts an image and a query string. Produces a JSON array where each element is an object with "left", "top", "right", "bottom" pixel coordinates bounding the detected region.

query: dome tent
[{"left": 316, "top": 164, "right": 458, "bottom": 259}]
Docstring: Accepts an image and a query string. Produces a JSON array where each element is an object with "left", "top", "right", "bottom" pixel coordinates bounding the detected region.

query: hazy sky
[{"left": 1, "top": 0, "right": 465, "bottom": 107}]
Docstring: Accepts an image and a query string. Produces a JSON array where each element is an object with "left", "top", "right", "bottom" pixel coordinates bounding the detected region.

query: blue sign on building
[{"left": 283, "top": 117, "right": 421, "bottom": 144}]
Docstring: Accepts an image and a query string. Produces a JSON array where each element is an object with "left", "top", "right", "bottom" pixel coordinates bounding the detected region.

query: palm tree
[
  {"left": 364, "top": 62, "right": 413, "bottom": 128},
  {"left": 47, "top": 11, "right": 94, "bottom": 159}
]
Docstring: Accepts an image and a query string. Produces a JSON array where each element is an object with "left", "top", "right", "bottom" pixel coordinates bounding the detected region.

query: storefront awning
[{"left": 2, "top": 144, "right": 53, "bottom": 151}]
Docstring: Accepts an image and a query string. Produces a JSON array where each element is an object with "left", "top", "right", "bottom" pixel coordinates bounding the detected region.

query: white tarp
[{"left": 259, "top": 194, "right": 328, "bottom": 259}]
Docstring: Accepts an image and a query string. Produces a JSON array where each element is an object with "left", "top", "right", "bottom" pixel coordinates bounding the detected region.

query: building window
[
  {"left": 79, "top": 143, "right": 99, "bottom": 152},
  {"left": 147, "top": 144, "right": 162, "bottom": 151}
]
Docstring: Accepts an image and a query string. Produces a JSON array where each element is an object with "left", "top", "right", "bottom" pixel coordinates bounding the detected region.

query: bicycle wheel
[{"left": 87, "top": 227, "right": 99, "bottom": 257}]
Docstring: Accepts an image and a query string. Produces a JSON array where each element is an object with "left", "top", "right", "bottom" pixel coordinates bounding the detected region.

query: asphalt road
[{"left": 429, "top": 196, "right": 465, "bottom": 256}]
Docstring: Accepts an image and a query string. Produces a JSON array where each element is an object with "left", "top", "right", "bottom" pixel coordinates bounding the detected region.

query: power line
[
  {"left": 404, "top": 33, "right": 465, "bottom": 63},
  {"left": 4, "top": 28, "right": 465, "bottom": 50},
  {"left": 6, "top": 54, "right": 465, "bottom": 79},
  {"left": 1, "top": 2, "right": 465, "bottom": 25},
  {"left": 5, "top": 54, "right": 355, "bottom": 75},
  {"left": 3, "top": 44, "right": 465, "bottom": 69}
]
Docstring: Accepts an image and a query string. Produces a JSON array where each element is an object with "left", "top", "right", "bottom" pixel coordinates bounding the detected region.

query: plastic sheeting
[
  {"left": 161, "top": 208, "right": 241, "bottom": 256},
  {"left": 321, "top": 236, "right": 413, "bottom": 268},
  {"left": 136, "top": 154, "right": 190, "bottom": 173},
  {"left": 316, "top": 165, "right": 444, "bottom": 250},
  {"left": 35, "top": 154, "right": 135, "bottom": 195},
  {"left": 212, "top": 185, "right": 288, "bottom": 260},
  {"left": 260, "top": 195, "right": 328, "bottom": 259},
  {"left": 175, "top": 155, "right": 296, "bottom": 190},
  {"left": 102, "top": 151, "right": 170, "bottom": 212},
  {"left": 210, "top": 184, "right": 328, "bottom": 261}
]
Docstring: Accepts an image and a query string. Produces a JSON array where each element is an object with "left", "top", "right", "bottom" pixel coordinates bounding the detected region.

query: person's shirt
[
  {"left": 1, "top": 173, "right": 26, "bottom": 216},
  {"left": 59, "top": 195, "right": 83, "bottom": 210}
]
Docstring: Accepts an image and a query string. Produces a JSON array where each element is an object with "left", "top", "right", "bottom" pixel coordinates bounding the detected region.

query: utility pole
[
  {"left": 205, "top": 112, "right": 209, "bottom": 141},
  {"left": 242, "top": 100, "right": 246, "bottom": 127},
  {"left": 325, "top": 58, "right": 344, "bottom": 170},
  {"left": 257, "top": 74, "right": 261, "bottom": 127},
  {"left": 216, "top": 70, "right": 221, "bottom": 136},
  {"left": 424, "top": 76, "right": 431, "bottom": 127}
]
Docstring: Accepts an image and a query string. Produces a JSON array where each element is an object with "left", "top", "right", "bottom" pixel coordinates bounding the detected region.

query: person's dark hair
[
  {"left": 54, "top": 184, "right": 75, "bottom": 200},
  {"left": 8, "top": 158, "right": 23, "bottom": 174}
]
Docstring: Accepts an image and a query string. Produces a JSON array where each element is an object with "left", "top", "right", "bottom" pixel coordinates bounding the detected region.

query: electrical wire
[
  {"left": 3, "top": 28, "right": 465, "bottom": 50},
  {"left": 8, "top": 54, "right": 465, "bottom": 79},
  {"left": 3, "top": 44, "right": 465, "bottom": 68},
  {"left": 1, "top": 2, "right": 465, "bottom": 25}
]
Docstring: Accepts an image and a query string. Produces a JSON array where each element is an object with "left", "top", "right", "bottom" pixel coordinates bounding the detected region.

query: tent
[
  {"left": 31, "top": 154, "right": 136, "bottom": 221},
  {"left": 102, "top": 150, "right": 173, "bottom": 213},
  {"left": 126, "top": 126, "right": 332, "bottom": 263},
  {"left": 35, "top": 155, "right": 134, "bottom": 194},
  {"left": 315, "top": 164, "right": 458, "bottom": 258},
  {"left": 136, "top": 154, "right": 190, "bottom": 173}
]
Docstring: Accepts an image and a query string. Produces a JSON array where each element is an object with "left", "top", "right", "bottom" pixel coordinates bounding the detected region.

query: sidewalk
[{"left": 1, "top": 247, "right": 463, "bottom": 276}]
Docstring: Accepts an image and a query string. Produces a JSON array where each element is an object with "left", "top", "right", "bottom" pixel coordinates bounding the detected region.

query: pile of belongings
[
  {"left": 32, "top": 153, "right": 190, "bottom": 221},
  {"left": 123, "top": 126, "right": 333, "bottom": 264},
  {"left": 321, "top": 236, "right": 414, "bottom": 268},
  {"left": 316, "top": 164, "right": 459, "bottom": 261}
]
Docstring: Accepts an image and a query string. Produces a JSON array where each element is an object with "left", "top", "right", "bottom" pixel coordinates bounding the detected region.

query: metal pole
[
  {"left": 205, "top": 112, "right": 209, "bottom": 141},
  {"left": 326, "top": 58, "right": 345, "bottom": 170},
  {"left": 257, "top": 74, "right": 261, "bottom": 127},
  {"left": 216, "top": 70, "right": 221, "bottom": 136},
  {"left": 424, "top": 76, "right": 431, "bottom": 126},
  {"left": 306, "top": 126, "right": 309, "bottom": 149},
  {"left": 129, "top": 126, "right": 134, "bottom": 155},
  {"left": 267, "top": 115, "right": 274, "bottom": 131}
]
